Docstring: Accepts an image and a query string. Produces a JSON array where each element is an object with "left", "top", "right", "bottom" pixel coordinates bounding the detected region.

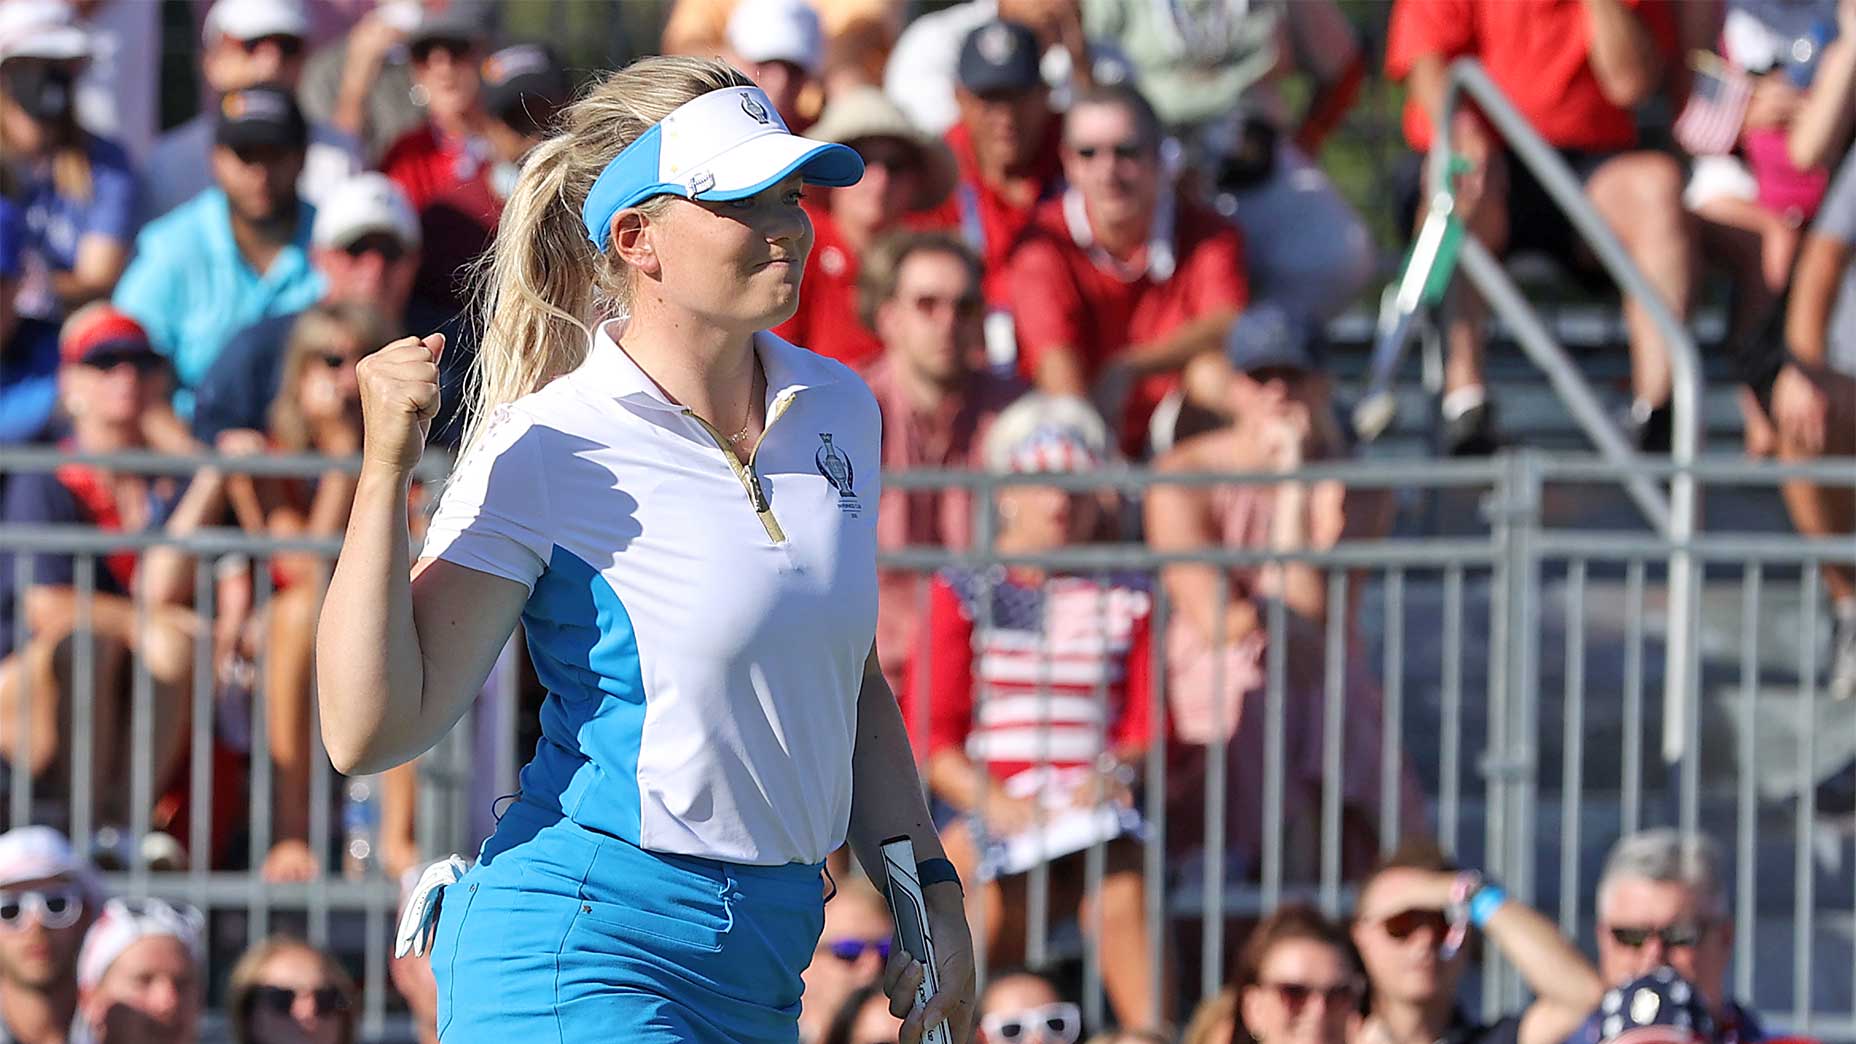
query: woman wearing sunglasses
[
  {"left": 1234, "top": 904, "right": 1363, "bottom": 1044},
  {"left": 1351, "top": 840, "right": 1603, "bottom": 1044},
  {"left": 227, "top": 936, "right": 358, "bottom": 1044},
  {"left": 976, "top": 969, "right": 1082, "bottom": 1044}
]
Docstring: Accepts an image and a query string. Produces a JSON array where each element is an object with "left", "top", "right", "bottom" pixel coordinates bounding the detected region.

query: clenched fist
[{"left": 358, "top": 333, "right": 445, "bottom": 473}]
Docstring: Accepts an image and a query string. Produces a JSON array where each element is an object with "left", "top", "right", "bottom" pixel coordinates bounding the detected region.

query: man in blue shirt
[
  {"left": 112, "top": 83, "right": 326, "bottom": 419},
  {"left": 191, "top": 172, "right": 473, "bottom": 447}
]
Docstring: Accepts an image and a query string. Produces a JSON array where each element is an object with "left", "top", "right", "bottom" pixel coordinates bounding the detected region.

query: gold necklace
[{"left": 725, "top": 397, "right": 753, "bottom": 444}]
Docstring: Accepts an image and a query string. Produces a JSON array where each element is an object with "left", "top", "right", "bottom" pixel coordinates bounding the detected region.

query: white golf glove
[{"left": 394, "top": 854, "right": 470, "bottom": 959}]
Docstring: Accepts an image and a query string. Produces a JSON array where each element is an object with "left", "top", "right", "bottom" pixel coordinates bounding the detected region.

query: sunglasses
[
  {"left": 250, "top": 984, "right": 347, "bottom": 1018},
  {"left": 1607, "top": 922, "right": 1710, "bottom": 949},
  {"left": 80, "top": 350, "right": 162, "bottom": 374},
  {"left": 231, "top": 144, "right": 297, "bottom": 166},
  {"left": 824, "top": 937, "right": 891, "bottom": 963},
  {"left": 908, "top": 293, "right": 983, "bottom": 320},
  {"left": 236, "top": 34, "right": 304, "bottom": 57},
  {"left": 0, "top": 888, "right": 84, "bottom": 930},
  {"left": 341, "top": 234, "right": 407, "bottom": 263},
  {"left": 853, "top": 139, "right": 918, "bottom": 170},
  {"left": 979, "top": 1002, "right": 1082, "bottom": 1044},
  {"left": 1258, "top": 980, "right": 1361, "bottom": 1014},
  {"left": 410, "top": 37, "right": 475, "bottom": 64},
  {"left": 1072, "top": 142, "right": 1146, "bottom": 162},
  {"left": 1380, "top": 908, "right": 1449, "bottom": 942}
]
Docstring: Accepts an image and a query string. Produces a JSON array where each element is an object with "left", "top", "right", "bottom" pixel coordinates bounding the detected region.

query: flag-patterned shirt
[{"left": 905, "top": 568, "right": 1154, "bottom": 779}]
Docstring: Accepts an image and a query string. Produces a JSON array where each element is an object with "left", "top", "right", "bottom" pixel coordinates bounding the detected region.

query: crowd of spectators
[{"left": 1, "top": 0, "right": 1853, "bottom": 1038}]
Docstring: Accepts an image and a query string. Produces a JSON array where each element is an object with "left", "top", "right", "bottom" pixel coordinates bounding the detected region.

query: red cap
[{"left": 59, "top": 307, "right": 157, "bottom": 367}]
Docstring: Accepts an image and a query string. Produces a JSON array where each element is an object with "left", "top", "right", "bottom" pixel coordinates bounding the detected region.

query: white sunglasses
[
  {"left": 0, "top": 887, "right": 85, "bottom": 930},
  {"left": 980, "top": 1001, "right": 1082, "bottom": 1044}
]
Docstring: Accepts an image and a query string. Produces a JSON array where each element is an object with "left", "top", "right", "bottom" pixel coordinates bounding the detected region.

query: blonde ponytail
[{"left": 460, "top": 55, "right": 754, "bottom": 455}]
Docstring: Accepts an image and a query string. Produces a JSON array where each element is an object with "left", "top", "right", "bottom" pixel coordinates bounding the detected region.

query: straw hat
[{"left": 807, "top": 86, "right": 957, "bottom": 212}]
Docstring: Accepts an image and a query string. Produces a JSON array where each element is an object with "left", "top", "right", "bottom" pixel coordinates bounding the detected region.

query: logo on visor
[
  {"left": 815, "top": 433, "right": 862, "bottom": 515},
  {"left": 741, "top": 92, "right": 772, "bottom": 125}
]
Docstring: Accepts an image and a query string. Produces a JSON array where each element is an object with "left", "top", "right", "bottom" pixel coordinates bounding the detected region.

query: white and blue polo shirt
[{"left": 421, "top": 320, "right": 881, "bottom": 867}]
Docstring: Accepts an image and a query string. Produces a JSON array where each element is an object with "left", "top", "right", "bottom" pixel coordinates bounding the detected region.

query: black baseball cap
[
  {"left": 480, "top": 43, "right": 568, "bottom": 135},
  {"left": 957, "top": 19, "right": 1042, "bottom": 95},
  {"left": 1225, "top": 302, "right": 1326, "bottom": 373},
  {"left": 214, "top": 84, "right": 307, "bottom": 151}
]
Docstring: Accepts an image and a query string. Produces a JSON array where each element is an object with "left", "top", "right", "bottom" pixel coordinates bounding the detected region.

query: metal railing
[
  {"left": 1359, "top": 58, "right": 1709, "bottom": 766},
  {"left": 2, "top": 449, "right": 1852, "bottom": 1038}
]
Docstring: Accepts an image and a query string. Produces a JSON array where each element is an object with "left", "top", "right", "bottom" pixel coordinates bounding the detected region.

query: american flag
[
  {"left": 1674, "top": 52, "right": 1752, "bottom": 157},
  {"left": 944, "top": 570, "right": 1150, "bottom": 771}
]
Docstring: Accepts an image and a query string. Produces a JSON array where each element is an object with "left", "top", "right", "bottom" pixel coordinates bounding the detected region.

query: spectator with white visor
[
  {"left": 143, "top": 0, "right": 362, "bottom": 220},
  {"left": 1079, "top": 0, "right": 1377, "bottom": 323},
  {"left": 0, "top": 827, "right": 98, "bottom": 1044}
]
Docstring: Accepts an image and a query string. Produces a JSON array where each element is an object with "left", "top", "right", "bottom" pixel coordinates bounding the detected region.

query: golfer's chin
[{"left": 748, "top": 277, "right": 804, "bottom": 331}]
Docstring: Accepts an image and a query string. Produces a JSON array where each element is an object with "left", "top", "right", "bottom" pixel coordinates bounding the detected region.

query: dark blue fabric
[
  {"left": 0, "top": 318, "right": 61, "bottom": 445},
  {"left": 19, "top": 136, "right": 139, "bottom": 277},
  {"left": 190, "top": 297, "right": 472, "bottom": 445}
]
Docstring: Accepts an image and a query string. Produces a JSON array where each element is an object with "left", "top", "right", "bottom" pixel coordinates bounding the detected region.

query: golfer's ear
[{"left": 611, "top": 211, "right": 659, "bottom": 277}]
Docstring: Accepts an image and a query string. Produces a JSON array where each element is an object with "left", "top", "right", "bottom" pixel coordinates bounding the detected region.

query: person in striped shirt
[{"left": 904, "top": 393, "right": 1173, "bottom": 1030}]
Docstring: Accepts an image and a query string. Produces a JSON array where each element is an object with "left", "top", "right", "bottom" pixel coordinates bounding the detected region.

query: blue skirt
[{"left": 430, "top": 798, "right": 827, "bottom": 1042}]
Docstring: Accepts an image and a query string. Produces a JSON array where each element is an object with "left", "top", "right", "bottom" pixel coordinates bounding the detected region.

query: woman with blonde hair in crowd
[
  {"left": 315, "top": 55, "right": 974, "bottom": 1040},
  {"left": 227, "top": 935, "right": 358, "bottom": 1044}
]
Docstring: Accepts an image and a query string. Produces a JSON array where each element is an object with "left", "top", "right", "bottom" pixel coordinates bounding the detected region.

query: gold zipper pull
[{"left": 746, "top": 470, "right": 770, "bottom": 512}]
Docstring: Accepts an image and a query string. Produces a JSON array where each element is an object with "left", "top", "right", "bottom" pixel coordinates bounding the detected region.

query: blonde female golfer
[{"left": 314, "top": 56, "right": 976, "bottom": 1042}]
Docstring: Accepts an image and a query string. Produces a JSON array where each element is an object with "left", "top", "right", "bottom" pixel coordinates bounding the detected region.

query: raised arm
[
  {"left": 1787, "top": 0, "right": 1856, "bottom": 171},
  {"left": 1581, "top": 0, "right": 1666, "bottom": 108},
  {"left": 1145, "top": 439, "right": 1263, "bottom": 647},
  {"left": 316, "top": 334, "right": 527, "bottom": 775},
  {"left": 1359, "top": 868, "right": 1603, "bottom": 1044}
]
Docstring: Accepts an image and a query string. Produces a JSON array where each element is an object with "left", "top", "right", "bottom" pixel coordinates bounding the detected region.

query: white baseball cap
[
  {"left": 0, "top": 826, "right": 97, "bottom": 891},
  {"left": 580, "top": 84, "right": 861, "bottom": 250},
  {"left": 726, "top": 0, "right": 823, "bottom": 77},
  {"left": 312, "top": 172, "right": 421, "bottom": 250},
  {"left": 0, "top": 0, "right": 90, "bottom": 63},
  {"left": 77, "top": 898, "right": 205, "bottom": 991},
  {"left": 202, "top": 0, "right": 309, "bottom": 45}
]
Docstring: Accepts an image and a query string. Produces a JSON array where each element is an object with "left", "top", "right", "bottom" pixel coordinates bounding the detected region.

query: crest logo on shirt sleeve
[{"left": 815, "top": 433, "right": 863, "bottom": 516}]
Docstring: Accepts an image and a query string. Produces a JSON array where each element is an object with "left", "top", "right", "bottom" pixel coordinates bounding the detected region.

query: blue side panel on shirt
[{"left": 517, "top": 545, "right": 646, "bottom": 845}]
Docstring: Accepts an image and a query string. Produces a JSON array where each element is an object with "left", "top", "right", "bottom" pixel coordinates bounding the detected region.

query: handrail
[{"left": 1429, "top": 59, "right": 1706, "bottom": 769}]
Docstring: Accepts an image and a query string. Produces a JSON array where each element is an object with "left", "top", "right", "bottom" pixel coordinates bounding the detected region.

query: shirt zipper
[{"left": 686, "top": 392, "right": 797, "bottom": 544}]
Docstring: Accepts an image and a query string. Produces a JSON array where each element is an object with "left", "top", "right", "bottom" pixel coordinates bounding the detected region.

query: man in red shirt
[
  {"left": 861, "top": 231, "right": 1024, "bottom": 694},
  {"left": 773, "top": 88, "right": 956, "bottom": 369},
  {"left": 1009, "top": 84, "right": 1248, "bottom": 459},
  {"left": 379, "top": 11, "right": 491, "bottom": 214},
  {"left": 1386, "top": 0, "right": 1694, "bottom": 454},
  {"left": 923, "top": 19, "right": 1065, "bottom": 309}
]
